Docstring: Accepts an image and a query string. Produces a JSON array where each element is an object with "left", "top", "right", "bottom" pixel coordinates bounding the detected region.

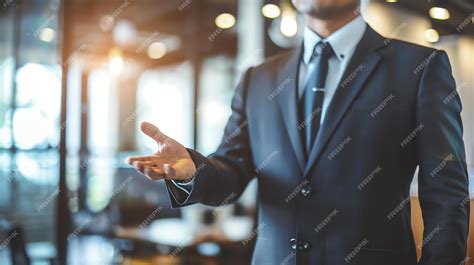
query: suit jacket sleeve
[
  {"left": 415, "top": 50, "right": 470, "bottom": 265},
  {"left": 165, "top": 68, "right": 256, "bottom": 208}
]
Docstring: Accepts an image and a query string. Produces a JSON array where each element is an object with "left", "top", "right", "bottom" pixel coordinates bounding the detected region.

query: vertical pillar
[
  {"left": 237, "top": 0, "right": 264, "bottom": 74},
  {"left": 78, "top": 70, "right": 89, "bottom": 210},
  {"left": 58, "top": 0, "right": 72, "bottom": 263}
]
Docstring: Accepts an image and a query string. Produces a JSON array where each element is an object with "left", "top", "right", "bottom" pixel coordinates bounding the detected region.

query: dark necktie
[{"left": 300, "top": 41, "right": 334, "bottom": 157}]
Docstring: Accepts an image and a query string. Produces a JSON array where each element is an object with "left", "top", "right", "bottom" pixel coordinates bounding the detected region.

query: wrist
[{"left": 175, "top": 176, "right": 194, "bottom": 184}]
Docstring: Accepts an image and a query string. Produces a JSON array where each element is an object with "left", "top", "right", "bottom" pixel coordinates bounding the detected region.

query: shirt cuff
[
  {"left": 165, "top": 178, "right": 195, "bottom": 205},
  {"left": 171, "top": 178, "right": 195, "bottom": 193}
]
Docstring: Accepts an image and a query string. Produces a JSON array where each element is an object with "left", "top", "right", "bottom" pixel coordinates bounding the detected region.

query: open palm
[{"left": 126, "top": 122, "right": 196, "bottom": 181}]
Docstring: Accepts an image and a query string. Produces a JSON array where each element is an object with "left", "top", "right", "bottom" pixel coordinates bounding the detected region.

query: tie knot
[{"left": 312, "top": 41, "right": 334, "bottom": 59}]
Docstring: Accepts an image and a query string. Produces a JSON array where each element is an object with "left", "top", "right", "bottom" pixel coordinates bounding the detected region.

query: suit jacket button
[
  {"left": 290, "top": 238, "right": 297, "bottom": 250},
  {"left": 301, "top": 186, "right": 312, "bottom": 197},
  {"left": 298, "top": 241, "right": 310, "bottom": 251}
]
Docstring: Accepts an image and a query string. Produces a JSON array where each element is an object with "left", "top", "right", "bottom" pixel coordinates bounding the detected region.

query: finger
[
  {"left": 133, "top": 161, "right": 162, "bottom": 168},
  {"left": 126, "top": 155, "right": 158, "bottom": 165},
  {"left": 132, "top": 161, "right": 146, "bottom": 172},
  {"left": 144, "top": 166, "right": 165, "bottom": 180},
  {"left": 141, "top": 122, "right": 168, "bottom": 143}
]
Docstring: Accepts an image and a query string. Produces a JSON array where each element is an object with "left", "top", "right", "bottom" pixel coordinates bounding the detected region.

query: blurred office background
[{"left": 0, "top": 0, "right": 473, "bottom": 264}]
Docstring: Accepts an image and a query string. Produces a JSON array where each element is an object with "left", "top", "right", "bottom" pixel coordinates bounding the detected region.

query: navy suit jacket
[{"left": 167, "top": 25, "right": 470, "bottom": 265}]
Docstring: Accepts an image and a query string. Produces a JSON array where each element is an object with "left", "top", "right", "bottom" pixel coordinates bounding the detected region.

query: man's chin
[
  {"left": 308, "top": 4, "right": 359, "bottom": 20},
  {"left": 309, "top": 8, "right": 340, "bottom": 19}
]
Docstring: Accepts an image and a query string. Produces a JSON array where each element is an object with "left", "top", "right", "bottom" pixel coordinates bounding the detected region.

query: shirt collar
[{"left": 303, "top": 16, "right": 367, "bottom": 64}]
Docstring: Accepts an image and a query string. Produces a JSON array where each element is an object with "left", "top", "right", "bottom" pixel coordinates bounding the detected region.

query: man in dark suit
[{"left": 127, "top": 0, "right": 470, "bottom": 264}]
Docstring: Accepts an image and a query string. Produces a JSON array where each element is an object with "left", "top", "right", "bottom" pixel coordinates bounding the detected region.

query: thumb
[{"left": 140, "top": 121, "right": 168, "bottom": 142}]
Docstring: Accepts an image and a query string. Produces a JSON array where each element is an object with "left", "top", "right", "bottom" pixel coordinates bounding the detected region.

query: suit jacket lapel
[
  {"left": 304, "top": 26, "right": 387, "bottom": 176},
  {"left": 276, "top": 45, "right": 306, "bottom": 174}
]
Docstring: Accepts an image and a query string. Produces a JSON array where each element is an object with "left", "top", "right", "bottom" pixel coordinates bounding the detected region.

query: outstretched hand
[{"left": 125, "top": 122, "right": 196, "bottom": 181}]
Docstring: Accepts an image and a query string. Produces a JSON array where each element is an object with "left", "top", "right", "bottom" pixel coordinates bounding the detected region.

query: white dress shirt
[
  {"left": 298, "top": 15, "right": 366, "bottom": 125},
  {"left": 169, "top": 16, "right": 367, "bottom": 197}
]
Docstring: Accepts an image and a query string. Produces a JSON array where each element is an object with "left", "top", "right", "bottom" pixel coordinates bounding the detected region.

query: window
[{"left": 136, "top": 62, "right": 194, "bottom": 151}]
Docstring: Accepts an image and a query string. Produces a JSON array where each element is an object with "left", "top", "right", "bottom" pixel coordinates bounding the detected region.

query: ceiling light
[
  {"left": 386, "top": 0, "right": 397, "bottom": 2},
  {"left": 113, "top": 20, "right": 136, "bottom": 45},
  {"left": 108, "top": 48, "right": 124, "bottom": 75},
  {"left": 215, "top": 13, "right": 235, "bottom": 29},
  {"left": 280, "top": 10, "right": 298, "bottom": 37},
  {"left": 424, "top": 29, "right": 440, "bottom": 43},
  {"left": 429, "top": 7, "right": 450, "bottom": 20},
  {"left": 39, "top": 28, "right": 55, "bottom": 42},
  {"left": 147, "top": 42, "right": 167, "bottom": 59},
  {"left": 262, "top": 4, "right": 281, "bottom": 18}
]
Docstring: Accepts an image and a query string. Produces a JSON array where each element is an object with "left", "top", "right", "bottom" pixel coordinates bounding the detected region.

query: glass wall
[
  {"left": 0, "top": 0, "right": 61, "bottom": 260},
  {"left": 136, "top": 62, "right": 194, "bottom": 151}
]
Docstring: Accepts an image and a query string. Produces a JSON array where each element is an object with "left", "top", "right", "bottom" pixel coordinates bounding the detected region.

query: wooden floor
[{"left": 411, "top": 197, "right": 474, "bottom": 261}]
